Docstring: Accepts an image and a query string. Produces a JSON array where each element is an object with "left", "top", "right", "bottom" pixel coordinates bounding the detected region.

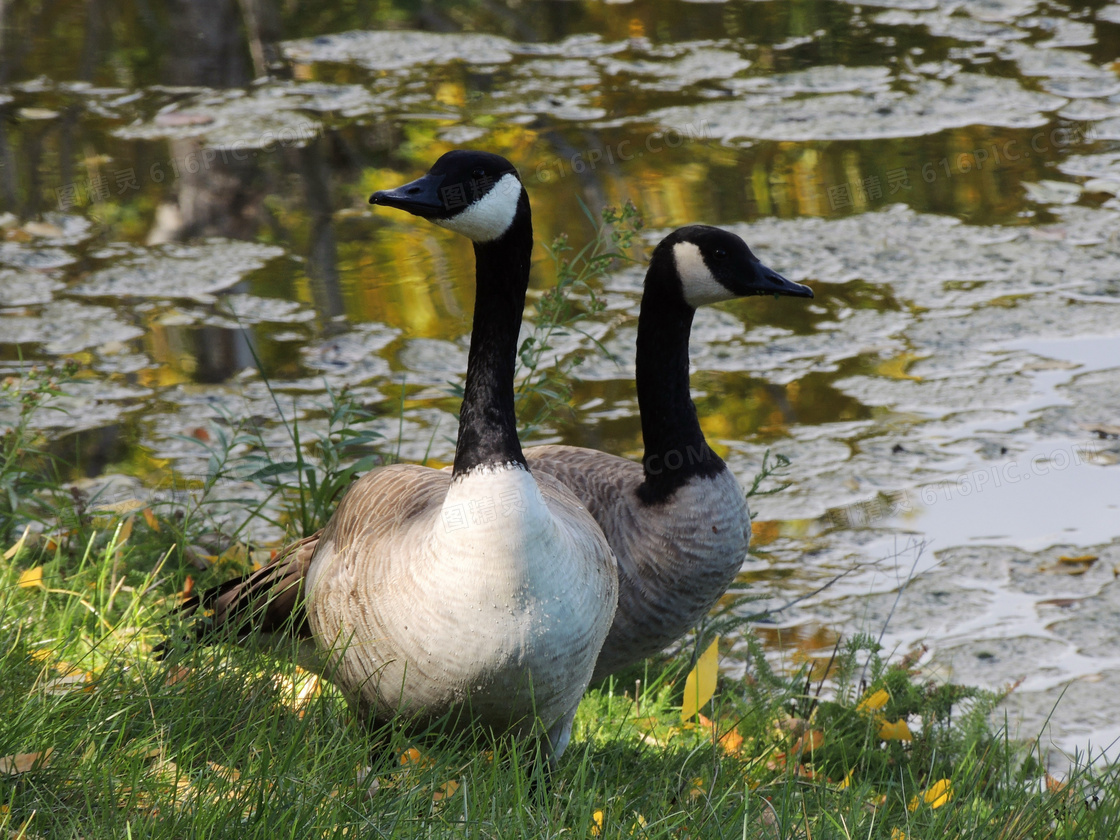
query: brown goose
[
  {"left": 172, "top": 151, "right": 617, "bottom": 763},
  {"left": 526, "top": 225, "right": 812, "bottom": 680}
]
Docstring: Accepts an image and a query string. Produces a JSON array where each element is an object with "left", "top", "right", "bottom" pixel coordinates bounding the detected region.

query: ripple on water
[
  {"left": 75, "top": 240, "right": 285, "bottom": 302},
  {"left": 2, "top": 300, "right": 145, "bottom": 355},
  {"left": 114, "top": 82, "right": 396, "bottom": 148},
  {"left": 0, "top": 242, "right": 76, "bottom": 271},
  {"left": 301, "top": 322, "right": 400, "bottom": 379},
  {"left": 601, "top": 46, "right": 752, "bottom": 91},
  {"left": 873, "top": 9, "right": 1028, "bottom": 43},
  {"left": 0, "top": 269, "right": 64, "bottom": 306},
  {"left": 283, "top": 30, "right": 517, "bottom": 72},
  {"left": 651, "top": 74, "right": 1065, "bottom": 144},
  {"left": 728, "top": 65, "right": 892, "bottom": 96}
]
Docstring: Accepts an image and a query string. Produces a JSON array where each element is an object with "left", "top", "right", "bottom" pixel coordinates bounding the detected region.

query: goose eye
[
  {"left": 711, "top": 248, "right": 728, "bottom": 261},
  {"left": 472, "top": 168, "right": 487, "bottom": 179}
]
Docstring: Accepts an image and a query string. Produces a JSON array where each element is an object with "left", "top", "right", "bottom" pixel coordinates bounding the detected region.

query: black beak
[
  {"left": 369, "top": 172, "right": 445, "bottom": 218},
  {"left": 755, "top": 262, "right": 814, "bottom": 299}
]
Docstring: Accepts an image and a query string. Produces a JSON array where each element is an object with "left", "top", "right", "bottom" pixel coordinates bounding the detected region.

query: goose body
[
  {"left": 528, "top": 226, "right": 812, "bottom": 681},
  {"left": 176, "top": 151, "right": 617, "bottom": 759},
  {"left": 305, "top": 461, "right": 614, "bottom": 742}
]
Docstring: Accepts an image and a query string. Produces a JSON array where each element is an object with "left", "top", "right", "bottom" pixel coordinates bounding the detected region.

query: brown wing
[
  {"left": 161, "top": 465, "right": 451, "bottom": 657},
  {"left": 158, "top": 532, "right": 319, "bottom": 655}
]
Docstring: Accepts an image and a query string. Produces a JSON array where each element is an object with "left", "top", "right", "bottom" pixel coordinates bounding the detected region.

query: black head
[
  {"left": 369, "top": 150, "right": 526, "bottom": 243},
  {"left": 651, "top": 225, "right": 813, "bottom": 308}
]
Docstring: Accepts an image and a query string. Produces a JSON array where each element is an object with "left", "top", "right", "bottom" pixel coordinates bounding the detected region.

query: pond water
[{"left": 2, "top": 0, "right": 1120, "bottom": 771}]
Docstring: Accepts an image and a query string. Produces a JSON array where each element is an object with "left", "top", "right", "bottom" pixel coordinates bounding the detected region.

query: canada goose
[
  {"left": 176, "top": 151, "right": 617, "bottom": 763},
  {"left": 525, "top": 225, "right": 813, "bottom": 680},
  {"left": 174, "top": 219, "right": 808, "bottom": 705}
]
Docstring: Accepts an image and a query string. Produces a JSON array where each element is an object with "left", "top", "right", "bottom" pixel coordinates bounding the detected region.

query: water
[{"left": 2, "top": 0, "right": 1120, "bottom": 770}]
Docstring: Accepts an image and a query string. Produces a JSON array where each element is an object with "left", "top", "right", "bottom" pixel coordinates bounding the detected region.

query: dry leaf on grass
[
  {"left": 697, "top": 713, "right": 744, "bottom": 754},
  {"left": 0, "top": 749, "right": 54, "bottom": 776},
  {"left": 143, "top": 508, "right": 161, "bottom": 532},
  {"left": 908, "top": 778, "right": 952, "bottom": 811},
  {"left": 791, "top": 729, "right": 825, "bottom": 754},
  {"left": 432, "top": 779, "right": 459, "bottom": 802},
  {"left": 41, "top": 666, "right": 95, "bottom": 695},
  {"left": 681, "top": 636, "right": 719, "bottom": 721},
  {"left": 856, "top": 688, "right": 890, "bottom": 713},
  {"left": 3, "top": 525, "right": 32, "bottom": 560},
  {"left": 878, "top": 719, "right": 913, "bottom": 742}
]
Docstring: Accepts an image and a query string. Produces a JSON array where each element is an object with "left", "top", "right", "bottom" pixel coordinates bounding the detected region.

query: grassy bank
[{"left": 1, "top": 524, "right": 1116, "bottom": 838}]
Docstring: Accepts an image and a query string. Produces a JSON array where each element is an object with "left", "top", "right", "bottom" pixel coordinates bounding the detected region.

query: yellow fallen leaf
[
  {"left": 909, "top": 778, "right": 952, "bottom": 811},
  {"left": 207, "top": 761, "right": 240, "bottom": 783},
  {"left": 681, "top": 635, "right": 719, "bottom": 721},
  {"left": 791, "top": 729, "right": 825, "bottom": 754},
  {"left": 165, "top": 665, "right": 191, "bottom": 687},
  {"left": 719, "top": 728, "right": 744, "bottom": 754},
  {"left": 398, "top": 747, "right": 433, "bottom": 770},
  {"left": 924, "top": 778, "right": 952, "bottom": 808},
  {"left": 591, "top": 809, "right": 604, "bottom": 836},
  {"left": 143, "top": 508, "right": 160, "bottom": 532},
  {"left": 272, "top": 668, "right": 321, "bottom": 715},
  {"left": 3, "top": 524, "right": 31, "bottom": 560},
  {"left": 837, "top": 769, "right": 854, "bottom": 790},
  {"left": 856, "top": 688, "right": 890, "bottom": 713},
  {"left": 17, "top": 566, "right": 43, "bottom": 588},
  {"left": 688, "top": 776, "right": 706, "bottom": 801},
  {"left": 432, "top": 779, "right": 459, "bottom": 802},
  {"left": 115, "top": 515, "right": 134, "bottom": 547},
  {"left": 42, "top": 664, "right": 95, "bottom": 695},
  {"left": 891, "top": 829, "right": 908, "bottom": 840},
  {"left": 878, "top": 719, "right": 913, "bottom": 741},
  {"left": 1058, "top": 554, "right": 1098, "bottom": 565},
  {"left": 696, "top": 713, "right": 744, "bottom": 754},
  {"left": 0, "top": 748, "right": 54, "bottom": 776}
]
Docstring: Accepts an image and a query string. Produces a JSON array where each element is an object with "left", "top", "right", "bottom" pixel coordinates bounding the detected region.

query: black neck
[
  {"left": 452, "top": 196, "right": 533, "bottom": 477},
  {"left": 636, "top": 257, "right": 725, "bottom": 504}
]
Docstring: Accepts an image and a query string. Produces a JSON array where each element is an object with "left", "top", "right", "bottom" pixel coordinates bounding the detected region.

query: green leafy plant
[
  {"left": 515, "top": 200, "right": 644, "bottom": 437},
  {"left": 241, "top": 382, "right": 386, "bottom": 538},
  {"left": 745, "top": 449, "right": 792, "bottom": 507},
  {"left": 0, "top": 360, "right": 81, "bottom": 545}
]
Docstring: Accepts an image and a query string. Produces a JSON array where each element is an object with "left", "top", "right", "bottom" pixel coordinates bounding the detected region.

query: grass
[
  {"left": 2, "top": 534, "right": 1117, "bottom": 838},
  {"left": 2, "top": 211, "right": 1120, "bottom": 837}
]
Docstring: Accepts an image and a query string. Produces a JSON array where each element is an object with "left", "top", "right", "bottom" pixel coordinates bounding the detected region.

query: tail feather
[{"left": 159, "top": 532, "right": 319, "bottom": 655}]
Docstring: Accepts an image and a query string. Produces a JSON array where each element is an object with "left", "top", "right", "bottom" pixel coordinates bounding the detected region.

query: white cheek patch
[
  {"left": 674, "top": 241, "right": 736, "bottom": 308},
  {"left": 435, "top": 173, "right": 522, "bottom": 243}
]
